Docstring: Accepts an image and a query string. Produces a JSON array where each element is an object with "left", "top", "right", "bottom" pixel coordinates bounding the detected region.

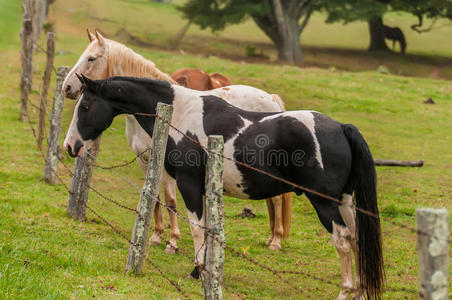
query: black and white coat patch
[
  {"left": 161, "top": 86, "right": 350, "bottom": 220},
  {"left": 64, "top": 76, "right": 383, "bottom": 299}
]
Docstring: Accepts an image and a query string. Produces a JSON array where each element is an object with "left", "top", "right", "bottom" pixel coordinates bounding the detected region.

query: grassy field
[
  {"left": 0, "top": 0, "right": 451, "bottom": 299},
  {"left": 47, "top": 0, "right": 452, "bottom": 79}
]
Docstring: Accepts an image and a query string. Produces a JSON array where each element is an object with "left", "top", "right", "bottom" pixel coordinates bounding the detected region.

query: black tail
[{"left": 342, "top": 124, "right": 384, "bottom": 300}]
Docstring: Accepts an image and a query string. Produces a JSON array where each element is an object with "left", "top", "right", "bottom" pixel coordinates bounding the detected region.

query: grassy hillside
[
  {"left": 47, "top": 0, "right": 452, "bottom": 79},
  {"left": 0, "top": 0, "right": 451, "bottom": 299}
]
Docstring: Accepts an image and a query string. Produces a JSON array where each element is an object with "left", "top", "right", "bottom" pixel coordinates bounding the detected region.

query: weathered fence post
[
  {"left": 44, "top": 66, "right": 69, "bottom": 184},
  {"left": 37, "top": 31, "right": 55, "bottom": 149},
  {"left": 204, "top": 135, "right": 225, "bottom": 300},
  {"left": 126, "top": 103, "right": 173, "bottom": 273},
  {"left": 20, "top": 16, "right": 33, "bottom": 123},
  {"left": 67, "top": 137, "right": 101, "bottom": 221},
  {"left": 417, "top": 208, "right": 449, "bottom": 300}
]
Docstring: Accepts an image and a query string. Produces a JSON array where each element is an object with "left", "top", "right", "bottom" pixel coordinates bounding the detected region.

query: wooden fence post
[
  {"left": 126, "top": 103, "right": 173, "bottom": 273},
  {"left": 37, "top": 31, "right": 55, "bottom": 149},
  {"left": 417, "top": 208, "right": 449, "bottom": 300},
  {"left": 20, "top": 16, "right": 33, "bottom": 123},
  {"left": 204, "top": 135, "right": 225, "bottom": 300},
  {"left": 44, "top": 66, "right": 69, "bottom": 184},
  {"left": 67, "top": 137, "right": 101, "bottom": 221}
]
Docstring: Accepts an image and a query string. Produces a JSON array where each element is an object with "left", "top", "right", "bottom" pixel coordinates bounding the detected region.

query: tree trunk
[
  {"left": 275, "top": 24, "right": 302, "bottom": 63},
  {"left": 260, "top": 0, "right": 302, "bottom": 64},
  {"left": 368, "top": 16, "right": 390, "bottom": 52}
]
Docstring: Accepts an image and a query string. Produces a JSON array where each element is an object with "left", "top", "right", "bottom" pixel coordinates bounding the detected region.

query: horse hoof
[
  {"left": 165, "top": 244, "right": 178, "bottom": 254},
  {"left": 265, "top": 236, "right": 273, "bottom": 246},
  {"left": 190, "top": 266, "right": 200, "bottom": 279},
  {"left": 149, "top": 234, "right": 161, "bottom": 245},
  {"left": 269, "top": 243, "right": 281, "bottom": 251}
]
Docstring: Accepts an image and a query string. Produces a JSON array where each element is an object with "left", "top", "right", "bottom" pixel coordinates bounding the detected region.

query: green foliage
[
  {"left": 322, "top": 0, "right": 452, "bottom": 26},
  {"left": 391, "top": 0, "right": 452, "bottom": 20},
  {"left": 179, "top": 0, "right": 268, "bottom": 32},
  {"left": 322, "top": 0, "right": 388, "bottom": 24}
]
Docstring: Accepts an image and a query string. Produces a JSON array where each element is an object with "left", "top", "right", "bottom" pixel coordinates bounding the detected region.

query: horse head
[
  {"left": 64, "top": 74, "right": 115, "bottom": 157},
  {"left": 62, "top": 29, "right": 109, "bottom": 99}
]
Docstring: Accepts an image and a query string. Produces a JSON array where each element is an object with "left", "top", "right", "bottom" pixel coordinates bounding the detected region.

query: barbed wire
[
  {"left": 19, "top": 47, "right": 446, "bottom": 299},
  {"left": 58, "top": 158, "right": 138, "bottom": 213},
  {"left": 134, "top": 112, "right": 452, "bottom": 243},
  {"left": 92, "top": 146, "right": 152, "bottom": 170},
  {"left": 163, "top": 239, "right": 246, "bottom": 300}
]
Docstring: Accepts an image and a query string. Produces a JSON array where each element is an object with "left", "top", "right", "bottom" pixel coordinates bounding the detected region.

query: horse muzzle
[
  {"left": 65, "top": 139, "right": 85, "bottom": 158},
  {"left": 62, "top": 82, "right": 81, "bottom": 99}
]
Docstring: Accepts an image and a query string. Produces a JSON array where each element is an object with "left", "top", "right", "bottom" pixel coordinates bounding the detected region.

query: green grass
[
  {"left": 1, "top": 0, "right": 451, "bottom": 299},
  {"left": 46, "top": 0, "right": 452, "bottom": 80},
  {"left": 0, "top": 0, "right": 22, "bottom": 49}
]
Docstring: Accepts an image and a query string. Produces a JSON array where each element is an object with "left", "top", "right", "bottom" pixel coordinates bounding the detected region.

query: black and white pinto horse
[{"left": 64, "top": 75, "right": 384, "bottom": 300}]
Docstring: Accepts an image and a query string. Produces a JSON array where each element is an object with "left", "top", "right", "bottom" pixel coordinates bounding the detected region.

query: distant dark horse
[{"left": 383, "top": 25, "right": 406, "bottom": 54}]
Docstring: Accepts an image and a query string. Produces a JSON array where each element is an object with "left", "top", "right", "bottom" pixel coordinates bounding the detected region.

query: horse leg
[
  {"left": 339, "top": 194, "right": 365, "bottom": 300},
  {"left": 149, "top": 201, "right": 164, "bottom": 245},
  {"left": 137, "top": 155, "right": 164, "bottom": 246},
  {"left": 392, "top": 40, "right": 395, "bottom": 50},
  {"left": 265, "top": 198, "right": 275, "bottom": 246},
  {"left": 176, "top": 173, "right": 205, "bottom": 279},
  {"left": 307, "top": 194, "right": 354, "bottom": 300},
  {"left": 162, "top": 171, "right": 180, "bottom": 254},
  {"left": 269, "top": 196, "right": 284, "bottom": 250},
  {"left": 332, "top": 222, "right": 354, "bottom": 300}
]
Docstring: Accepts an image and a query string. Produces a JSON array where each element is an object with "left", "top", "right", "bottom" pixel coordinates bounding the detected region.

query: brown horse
[
  {"left": 171, "top": 68, "right": 231, "bottom": 91},
  {"left": 171, "top": 67, "right": 293, "bottom": 250}
]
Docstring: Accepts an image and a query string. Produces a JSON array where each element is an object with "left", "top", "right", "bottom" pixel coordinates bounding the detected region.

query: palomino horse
[
  {"left": 171, "top": 68, "right": 231, "bottom": 91},
  {"left": 171, "top": 67, "right": 293, "bottom": 249},
  {"left": 62, "top": 30, "right": 291, "bottom": 251},
  {"left": 65, "top": 75, "right": 384, "bottom": 300}
]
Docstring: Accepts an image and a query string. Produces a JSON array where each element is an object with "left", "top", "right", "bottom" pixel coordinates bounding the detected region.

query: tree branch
[
  {"left": 251, "top": 15, "right": 280, "bottom": 46},
  {"left": 298, "top": 1, "right": 314, "bottom": 34}
]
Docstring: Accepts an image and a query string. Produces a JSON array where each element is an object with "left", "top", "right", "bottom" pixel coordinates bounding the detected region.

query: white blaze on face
[
  {"left": 62, "top": 40, "right": 107, "bottom": 98},
  {"left": 63, "top": 96, "right": 83, "bottom": 156},
  {"left": 62, "top": 44, "right": 93, "bottom": 97}
]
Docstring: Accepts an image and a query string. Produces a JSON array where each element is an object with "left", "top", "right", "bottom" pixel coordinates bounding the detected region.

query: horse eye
[
  {"left": 81, "top": 105, "right": 89, "bottom": 111},
  {"left": 88, "top": 56, "right": 96, "bottom": 62}
]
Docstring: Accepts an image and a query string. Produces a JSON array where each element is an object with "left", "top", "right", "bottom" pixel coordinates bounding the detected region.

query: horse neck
[
  {"left": 109, "top": 79, "right": 175, "bottom": 138},
  {"left": 106, "top": 41, "right": 177, "bottom": 84},
  {"left": 105, "top": 40, "right": 177, "bottom": 138}
]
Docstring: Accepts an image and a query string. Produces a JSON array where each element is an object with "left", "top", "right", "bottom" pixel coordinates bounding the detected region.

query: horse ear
[
  {"left": 86, "top": 28, "right": 95, "bottom": 42},
  {"left": 75, "top": 73, "right": 85, "bottom": 85},
  {"left": 174, "top": 76, "right": 188, "bottom": 87},
  {"left": 81, "top": 74, "right": 97, "bottom": 91},
  {"left": 94, "top": 29, "right": 105, "bottom": 47}
]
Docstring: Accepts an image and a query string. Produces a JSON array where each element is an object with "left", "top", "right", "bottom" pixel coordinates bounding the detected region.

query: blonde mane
[{"left": 106, "top": 39, "right": 177, "bottom": 84}]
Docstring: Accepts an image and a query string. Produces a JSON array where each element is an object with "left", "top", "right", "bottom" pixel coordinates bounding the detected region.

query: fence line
[
  {"left": 37, "top": 32, "right": 55, "bottom": 149},
  {"left": 19, "top": 34, "right": 448, "bottom": 298},
  {"left": 24, "top": 96, "right": 434, "bottom": 298},
  {"left": 19, "top": 73, "right": 329, "bottom": 298},
  {"left": 24, "top": 114, "right": 192, "bottom": 298}
]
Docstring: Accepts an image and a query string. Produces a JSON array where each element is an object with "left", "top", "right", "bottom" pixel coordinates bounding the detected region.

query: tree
[
  {"left": 391, "top": 0, "right": 452, "bottom": 33},
  {"left": 322, "top": 0, "right": 452, "bottom": 52},
  {"left": 179, "top": 0, "right": 317, "bottom": 64},
  {"left": 322, "top": 0, "right": 390, "bottom": 51}
]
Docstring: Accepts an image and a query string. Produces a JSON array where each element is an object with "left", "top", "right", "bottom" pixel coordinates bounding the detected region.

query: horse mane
[{"left": 106, "top": 39, "right": 177, "bottom": 84}]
